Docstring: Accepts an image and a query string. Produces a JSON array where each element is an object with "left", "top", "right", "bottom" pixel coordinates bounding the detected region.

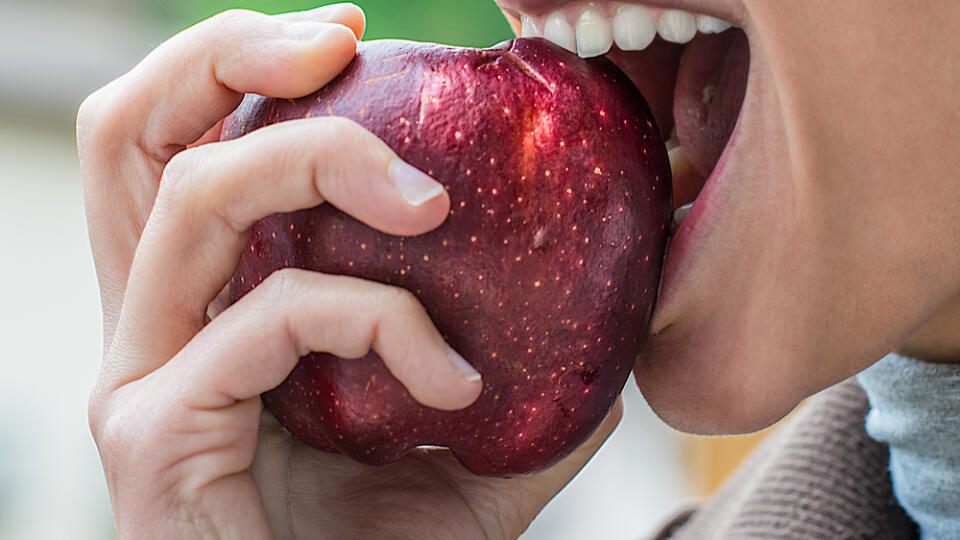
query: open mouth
[{"left": 499, "top": 2, "right": 750, "bottom": 237}]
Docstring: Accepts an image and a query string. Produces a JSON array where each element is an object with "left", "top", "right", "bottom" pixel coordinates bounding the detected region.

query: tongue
[{"left": 673, "top": 29, "right": 750, "bottom": 179}]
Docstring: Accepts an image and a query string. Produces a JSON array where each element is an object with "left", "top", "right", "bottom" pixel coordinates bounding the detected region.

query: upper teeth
[
  {"left": 576, "top": 9, "right": 614, "bottom": 58},
  {"left": 697, "top": 15, "right": 732, "bottom": 34},
  {"left": 543, "top": 12, "right": 577, "bottom": 53},
  {"left": 657, "top": 10, "right": 697, "bottom": 43},
  {"left": 612, "top": 5, "right": 656, "bottom": 52},
  {"left": 521, "top": 3, "right": 737, "bottom": 58}
]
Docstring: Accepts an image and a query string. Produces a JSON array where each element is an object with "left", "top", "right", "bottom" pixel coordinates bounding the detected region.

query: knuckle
[
  {"left": 75, "top": 90, "right": 102, "bottom": 139},
  {"left": 92, "top": 385, "right": 192, "bottom": 467},
  {"left": 315, "top": 117, "right": 391, "bottom": 190},
  {"left": 297, "top": 117, "right": 365, "bottom": 156},
  {"left": 319, "top": 115, "right": 361, "bottom": 135},
  {"left": 317, "top": 117, "right": 371, "bottom": 153},
  {"left": 159, "top": 146, "right": 197, "bottom": 189},
  {"left": 76, "top": 83, "right": 125, "bottom": 165},
  {"left": 196, "top": 9, "right": 286, "bottom": 53},
  {"left": 267, "top": 117, "right": 383, "bottom": 202},
  {"left": 156, "top": 146, "right": 207, "bottom": 212},
  {"left": 259, "top": 267, "right": 308, "bottom": 299},
  {"left": 86, "top": 389, "right": 106, "bottom": 440},
  {"left": 156, "top": 143, "right": 249, "bottom": 234},
  {"left": 204, "top": 9, "right": 268, "bottom": 35},
  {"left": 95, "top": 410, "right": 126, "bottom": 451},
  {"left": 91, "top": 401, "right": 142, "bottom": 460},
  {"left": 258, "top": 268, "right": 314, "bottom": 355},
  {"left": 385, "top": 286, "right": 422, "bottom": 315}
]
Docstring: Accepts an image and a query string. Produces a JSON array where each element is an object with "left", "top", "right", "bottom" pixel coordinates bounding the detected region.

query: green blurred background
[
  {"left": 0, "top": 1, "right": 691, "bottom": 539},
  {"left": 154, "top": 0, "right": 514, "bottom": 46}
]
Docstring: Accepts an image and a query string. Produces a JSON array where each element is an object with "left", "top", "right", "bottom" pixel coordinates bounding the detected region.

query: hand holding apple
[
  {"left": 227, "top": 37, "right": 671, "bottom": 476},
  {"left": 79, "top": 6, "right": 625, "bottom": 538}
]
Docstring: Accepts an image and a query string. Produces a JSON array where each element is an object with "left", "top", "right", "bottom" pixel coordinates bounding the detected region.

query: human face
[{"left": 494, "top": 0, "right": 960, "bottom": 434}]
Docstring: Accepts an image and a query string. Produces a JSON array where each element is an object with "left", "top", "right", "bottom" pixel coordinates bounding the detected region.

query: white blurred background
[{"left": 0, "top": 0, "right": 708, "bottom": 538}]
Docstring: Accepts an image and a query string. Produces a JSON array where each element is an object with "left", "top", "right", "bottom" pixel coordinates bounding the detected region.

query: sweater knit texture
[{"left": 653, "top": 379, "right": 918, "bottom": 539}]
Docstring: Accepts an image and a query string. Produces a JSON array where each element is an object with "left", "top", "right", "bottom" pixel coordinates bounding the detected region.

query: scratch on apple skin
[
  {"left": 381, "top": 53, "right": 409, "bottom": 63},
  {"left": 363, "top": 68, "right": 410, "bottom": 85},
  {"left": 417, "top": 80, "right": 428, "bottom": 126}
]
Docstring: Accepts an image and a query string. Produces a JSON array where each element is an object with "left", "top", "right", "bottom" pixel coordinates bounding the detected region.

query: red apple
[{"left": 224, "top": 38, "right": 671, "bottom": 476}]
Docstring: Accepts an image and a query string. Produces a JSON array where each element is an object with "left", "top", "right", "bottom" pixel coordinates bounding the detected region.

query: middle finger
[{"left": 108, "top": 117, "right": 450, "bottom": 386}]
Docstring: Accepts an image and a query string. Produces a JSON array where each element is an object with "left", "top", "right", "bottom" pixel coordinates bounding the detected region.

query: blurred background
[{"left": 0, "top": 0, "right": 770, "bottom": 538}]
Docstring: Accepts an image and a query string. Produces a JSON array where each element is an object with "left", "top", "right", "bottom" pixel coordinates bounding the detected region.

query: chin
[{"left": 633, "top": 316, "right": 810, "bottom": 435}]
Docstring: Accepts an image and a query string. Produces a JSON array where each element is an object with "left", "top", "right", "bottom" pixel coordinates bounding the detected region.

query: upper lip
[{"left": 496, "top": 0, "right": 745, "bottom": 26}]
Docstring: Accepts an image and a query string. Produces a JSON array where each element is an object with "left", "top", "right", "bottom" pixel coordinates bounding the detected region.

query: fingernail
[
  {"left": 447, "top": 347, "right": 482, "bottom": 383},
  {"left": 389, "top": 159, "right": 445, "bottom": 207}
]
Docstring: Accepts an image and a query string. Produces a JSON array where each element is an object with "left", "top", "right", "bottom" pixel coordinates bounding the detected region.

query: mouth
[{"left": 499, "top": 0, "right": 751, "bottom": 332}]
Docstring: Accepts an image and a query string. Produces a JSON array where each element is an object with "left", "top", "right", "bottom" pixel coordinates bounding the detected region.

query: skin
[
  {"left": 79, "top": 4, "right": 619, "bottom": 538},
  {"left": 80, "top": 1, "right": 958, "bottom": 537},
  {"left": 496, "top": 0, "right": 960, "bottom": 435}
]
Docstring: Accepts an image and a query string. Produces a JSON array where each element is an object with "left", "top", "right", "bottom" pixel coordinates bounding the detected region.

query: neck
[{"left": 897, "top": 293, "right": 960, "bottom": 364}]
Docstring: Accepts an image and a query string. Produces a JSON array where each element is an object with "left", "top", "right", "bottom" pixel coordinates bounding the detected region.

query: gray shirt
[
  {"left": 859, "top": 354, "right": 960, "bottom": 540},
  {"left": 653, "top": 378, "right": 916, "bottom": 539}
]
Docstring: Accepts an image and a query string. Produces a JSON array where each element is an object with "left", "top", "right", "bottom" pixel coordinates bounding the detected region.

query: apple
[{"left": 224, "top": 38, "right": 671, "bottom": 476}]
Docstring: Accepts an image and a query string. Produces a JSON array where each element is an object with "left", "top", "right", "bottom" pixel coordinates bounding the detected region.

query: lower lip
[{"left": 652, "top": 119, "right": 742, "bottom": 331}]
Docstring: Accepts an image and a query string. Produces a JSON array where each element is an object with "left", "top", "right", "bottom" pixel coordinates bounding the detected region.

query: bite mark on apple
[
  {"left": 478, "top": 48, "right": 554, "bottom": 94},
  {"left": 501, "top": 51, "right": 553, "bottom": 92}
]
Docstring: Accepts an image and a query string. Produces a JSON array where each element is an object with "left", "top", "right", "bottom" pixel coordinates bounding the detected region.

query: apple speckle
[{"left": 227, "top": 38, "right": 670, "bottom": 477}]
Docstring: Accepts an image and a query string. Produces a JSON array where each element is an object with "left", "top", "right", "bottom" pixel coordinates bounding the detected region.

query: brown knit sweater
[{"left": 653, "top": 379, "right": 918, "bottom": 539}]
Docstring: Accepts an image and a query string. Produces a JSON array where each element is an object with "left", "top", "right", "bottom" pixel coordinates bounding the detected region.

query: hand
[{"left": 79, "top": 5, "right": 622, "bottom": 539}]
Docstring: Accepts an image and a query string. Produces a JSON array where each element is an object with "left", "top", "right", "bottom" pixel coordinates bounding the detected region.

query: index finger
[
  {"left": 78, "top": 4, "right": 365, "bottom": 345},
  {"left": 79, "top": 3, "right": 365, "bottom": 164}
]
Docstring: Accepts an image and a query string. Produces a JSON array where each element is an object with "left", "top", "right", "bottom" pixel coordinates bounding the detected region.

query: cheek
[
  {"left": 734, "top": 1, "right": 960, "bottom": 396},
  {"left": 756, "top": 1, "right": 960, "bottom": 337}
]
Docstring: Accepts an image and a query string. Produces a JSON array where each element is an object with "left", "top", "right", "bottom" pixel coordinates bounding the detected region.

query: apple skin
[{"left": 224, "top": 38, "right": 671, "bottom": 476}]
